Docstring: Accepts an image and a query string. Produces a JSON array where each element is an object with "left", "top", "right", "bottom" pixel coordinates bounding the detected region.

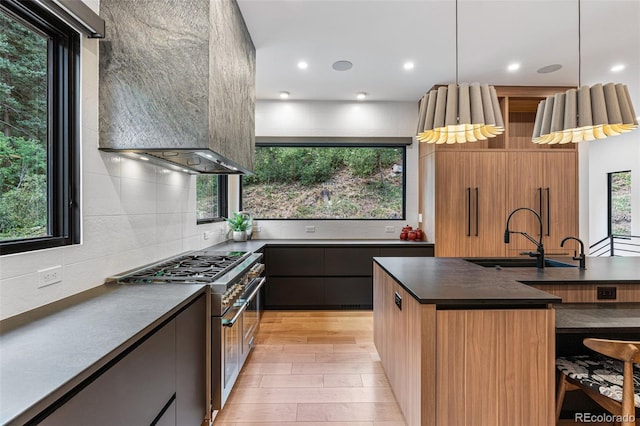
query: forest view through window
[
  {"left": 243, "top": 146, "right": 405, "bottom": 219},
  {"left": 609, "top": 171, "right": 631, "bottom": 235},
  {"left": 0, "top": 10, "right": 48, "bottom": 241}
]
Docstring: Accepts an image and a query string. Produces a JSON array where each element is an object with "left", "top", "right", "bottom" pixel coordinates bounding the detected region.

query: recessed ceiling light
[
  {"left": 297, "top": 61, "right": 308, "bottom": 70},
  {"left": 356, "top": 92, "right": 367, "bottom": 100},
  {"left": 332, "top": 60, "right": 353, "bottom": 71},
  {"left": 610, "top": 64, "right": 625, "bottom": 72},
  {"left": 403, "top": 61, "right": 415, "bottom": 70},
  {"left": 537, "top": 64, "right": 562, "bottom": 74},
  {"left": 507, "top": 63, "right": 520, "bottom": 72},
  {"left": 279, "top": 91, "right": 290, "bottom": 99}
]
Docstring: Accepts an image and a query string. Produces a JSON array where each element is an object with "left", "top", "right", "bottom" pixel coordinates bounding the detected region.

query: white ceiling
[{"left": 236, "top": 0, "right": 640, "bottom": 103}]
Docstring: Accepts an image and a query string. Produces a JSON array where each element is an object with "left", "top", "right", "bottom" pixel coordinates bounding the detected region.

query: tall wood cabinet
[
  {"left": 506, "top": 151, "right": 578, "bottom": 254},
  {"left": 420, "top": 86, "right": 579, "bottom": 258},
  {"left": 434, "top": 152, "right": 506, "bottom": 257}
]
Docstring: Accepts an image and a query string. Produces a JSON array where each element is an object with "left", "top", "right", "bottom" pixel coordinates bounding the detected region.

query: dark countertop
[
  {"left": 373, "top": 257, "right": 561, "bottom": 306},
  {"left": 373, "top": 256, "right": 640, "bottom": 307},
  {"left": 503, "top": 256, "right": 640, "bottom": 284},
  {"left": 555, "top": 303, "right": 640, "bottom": 334},
  {"left": 213, "top": 238, "right": 434, "bottom": 252},
  {"left": 0, "top": 283, "right": 206, "bottom": 426}
]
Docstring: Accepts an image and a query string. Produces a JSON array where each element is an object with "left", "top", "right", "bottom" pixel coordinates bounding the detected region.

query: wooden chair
[{"left": 556, "top": 338, "right": 640, "bottom": 426}]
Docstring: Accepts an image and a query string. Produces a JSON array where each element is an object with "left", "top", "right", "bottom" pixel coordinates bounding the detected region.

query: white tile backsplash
[
  {"left": 120, "top": 177, "right": 158, "bottom": 215},
  {"left": 82, "top": 172, "right": 123, "bottom": 216}
]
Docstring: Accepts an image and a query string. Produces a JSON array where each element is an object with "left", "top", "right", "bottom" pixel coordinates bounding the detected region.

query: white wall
[
  {"left": 0, "top": 4, "right": 228, "bottom": 320},
  {"left": 250, "top": 100, "right": 420, "bottom": 240},
  {"left": 586, "top": 133, "right": 640, "bottom": 246}
]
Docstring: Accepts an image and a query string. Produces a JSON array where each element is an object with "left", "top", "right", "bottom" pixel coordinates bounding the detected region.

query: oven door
[
  {"left": 213, "top": 301, "right": 246, "bottom": 409},
  {"left": 241, "top": 277, "right": 266, "bottom": 362}
]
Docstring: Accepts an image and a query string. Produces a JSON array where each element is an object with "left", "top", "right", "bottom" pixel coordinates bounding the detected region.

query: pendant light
[
  {"left": 416, "top": 0, "right": 504, "bottom": 144},
  {"left": 532, "top": 0, "right": 638, "bottom": 144}
]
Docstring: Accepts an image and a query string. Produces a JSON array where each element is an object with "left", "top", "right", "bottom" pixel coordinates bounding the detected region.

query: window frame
[
  {"left": 242, "top": 141, "right": 407, "bottom": 221},
  {"left": 0, "top": 0, "right": 80, "bottom": 255},
  {"left": 607, "top": 170, "right": 631, "bottom": 236},
  {"left": 196, "top": 175, "right": 228, "bottom": 224}
]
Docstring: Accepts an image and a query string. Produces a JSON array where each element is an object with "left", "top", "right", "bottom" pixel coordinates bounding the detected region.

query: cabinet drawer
[
  {"left": 268, "top": 247, "right": 324, "bottom": 276},
  {"left": 325, "top": 247, "right": 379, "bottom": 276},
  {"left": 266, "top": 277, "right": 325, "bottom": 307},
  {"left": 325, "top": 277, "right": 372, "bottom": 307},
  {"left": 41, "top": 321, "right": 176, "bottom": 425},
  {"left": 379, "top": 246, "right": 434, "bottom": 257}
]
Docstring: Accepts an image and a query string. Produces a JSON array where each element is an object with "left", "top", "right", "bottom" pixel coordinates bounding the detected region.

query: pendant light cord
[
  {"left": 455, "top": 0, "right": 459, "bottom": 85},
  {"left": 578, "top": 0, "right": 581, "bottom": 88}
]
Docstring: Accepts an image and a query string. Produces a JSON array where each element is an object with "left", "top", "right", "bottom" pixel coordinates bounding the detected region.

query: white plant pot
[{"left": 233, "top": 230, "right": 247, "bottom": 242}]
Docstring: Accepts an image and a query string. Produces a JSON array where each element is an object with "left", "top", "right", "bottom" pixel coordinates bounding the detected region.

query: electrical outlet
[
  {"left": 305, "top": 226, "right": 315, "bottom": 233},
  {"left": 385, "top": 226, "right": 395, "bottom": 233},
  {"left": 255, "top": 225, "right": 262, "bottom": 232},
  {"left": 38, "top": 266, "right": 62, "bottom": 288},
  {"left": 597, "top": 287, "right": 617, "bottom": 300},
  {"left": 204, "top": 231, "right": 210, "bottom": 240}
]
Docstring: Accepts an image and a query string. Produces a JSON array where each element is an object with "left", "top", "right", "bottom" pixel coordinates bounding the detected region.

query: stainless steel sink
[{"left": 463, "top": 258, "right": 576, "bottom": 268}]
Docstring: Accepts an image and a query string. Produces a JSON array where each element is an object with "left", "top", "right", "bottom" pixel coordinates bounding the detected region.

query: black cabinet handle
[
  {"left": 475, "top": 187, "right": 479, "bottom": 237},
  {"left": 546, "top": 187, "right": 551, "bottom": 236},
  {"left": 537, "top": 187, "right": 543, "bottom": 218},
  {"left": 467, "top": 187, "right": 471, "bottom": 237}
]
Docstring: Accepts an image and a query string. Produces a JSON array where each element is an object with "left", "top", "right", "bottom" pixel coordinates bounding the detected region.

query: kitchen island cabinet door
[
  {"left": 436, "top": 309, "right": 555, "bottom": 426},
  {"left": 40, "top": 320, "right": 176, "bottom": 426}
]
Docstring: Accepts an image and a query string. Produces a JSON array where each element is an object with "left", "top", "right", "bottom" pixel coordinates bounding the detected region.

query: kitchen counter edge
[{"left": 0, "top": 283, "right": 207, "bottom": 426}]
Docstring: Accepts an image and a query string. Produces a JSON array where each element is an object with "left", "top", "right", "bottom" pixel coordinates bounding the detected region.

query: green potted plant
[{"left": 226, "top": 212, "right": 250, "bottom": 241}]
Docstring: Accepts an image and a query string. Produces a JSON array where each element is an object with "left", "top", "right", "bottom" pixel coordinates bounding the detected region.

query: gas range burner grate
[{"left": 117, "top": 251, "right": 247, "bottom": 284}]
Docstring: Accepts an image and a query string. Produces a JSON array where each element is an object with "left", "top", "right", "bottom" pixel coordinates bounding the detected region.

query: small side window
[{"left": 197, "top": 175, "right": 228, "bottom": 223}]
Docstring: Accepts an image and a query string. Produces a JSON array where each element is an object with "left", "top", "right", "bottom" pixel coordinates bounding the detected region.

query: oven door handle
[
  {"left": 241, "top": 277, "right": 266, "bottom": 304},
  {"left": 222, "top": 277, "right": 266, "bottom": 327},
  {"left": 221, "top": 302, "right": 248, "bottom": 327}
]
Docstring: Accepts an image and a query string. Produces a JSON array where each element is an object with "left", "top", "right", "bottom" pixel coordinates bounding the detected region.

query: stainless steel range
[{"left": 108, "top": 249, "right": 266, "bottom": 410}]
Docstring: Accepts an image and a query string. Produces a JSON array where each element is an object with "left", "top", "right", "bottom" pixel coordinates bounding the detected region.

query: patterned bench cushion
[{"left": 556, "top": 355, "right": 640, "bottom": 408}]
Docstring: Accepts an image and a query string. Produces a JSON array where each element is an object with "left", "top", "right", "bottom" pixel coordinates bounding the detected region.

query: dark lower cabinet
[
  {"left": 40, "top": 319, "right": 176, "bottom": 426},
  {"left": 324, "top": 247, "right": 379, "bottom": 276},
  {"left": 39, "top": 295, "right": 206, "bottom": 426},
  {"left": 153, "top": 397, "right": 176, "bottom": 426},
  {"left": 267, "top": 277, "right": 324, "bottom": 307},
  {"left": 379, "top": 246, "right": 434, "bottom": 257},
  {"left": 265, "top": 244, "right": 434, "bottom": 309},
  {"left": 325, "top": 277, "right": 372, "bottom": 307},
  {"left": 175, "top": 295, "right": 206, "bottom": 425},
  {"left": 268, "top": 247, "right": 324, "bottom": 276}
]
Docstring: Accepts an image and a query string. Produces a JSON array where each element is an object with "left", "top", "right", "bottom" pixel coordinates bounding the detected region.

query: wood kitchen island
[{"left": 373, "top": 256, "right": 640, "bottom": 426}]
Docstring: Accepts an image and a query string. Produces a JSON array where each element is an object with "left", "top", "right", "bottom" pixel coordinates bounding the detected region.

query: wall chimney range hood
[{"left": 98, "top": 0, "right": 255, "bottom": 174}]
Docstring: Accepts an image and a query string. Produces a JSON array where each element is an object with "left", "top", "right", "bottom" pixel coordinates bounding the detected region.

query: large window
[
  {"left": 196, "top": 175, "right": 228, "bottom": 223},
  {"left": 608, "top": 170, "right": 631, "bottom": 235},
  {"left": 0, "top": 1, "right": 80, "bottom": 255},
  {"left": 243, "top": 144, "right": 405, "bottom": 219}
]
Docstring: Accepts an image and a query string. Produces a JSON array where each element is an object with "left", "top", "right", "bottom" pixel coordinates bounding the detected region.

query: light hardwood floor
[{"left": 213, "top": 310, "right": 407, "bottom": 425}]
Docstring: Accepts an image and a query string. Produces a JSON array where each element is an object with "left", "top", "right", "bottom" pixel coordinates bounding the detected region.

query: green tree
[{"left": 0, "top": 11, "right": 49, "bottom": 240}]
